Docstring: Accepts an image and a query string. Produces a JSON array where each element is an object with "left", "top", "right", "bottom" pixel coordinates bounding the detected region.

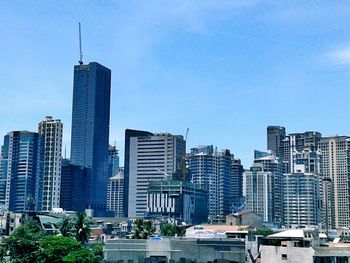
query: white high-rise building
[
  {"left": 107, "top": 169, "right": 124, "bottom": 217},
  {"left": 283, "top": 149, "right": 322, "bottom": 228},
  {"left": 318, "top": 136, "right": 350, "bottom": 228},
  {"left": 36, "top": 116, "right": 63, "bottom": 212},
  {"left": 243, "top": 163, "right": 273, "bottom": 222},
  {"left": 127, "top": 133, "right": 185, "bottom": 217}
]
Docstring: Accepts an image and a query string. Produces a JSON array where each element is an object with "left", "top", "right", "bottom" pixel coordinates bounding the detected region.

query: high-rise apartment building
[
  {"left": 0, "top": 131, "right": 42, "bottom": 212},
  {"left": 70, "top": 62, "right": 111, "bottom": 213},
  {"left": 107, "top": 169, "right": 124, "bottom": 217},
  {"left": 36, "top": 116, "right": 63, "bottom": 212},
  {"left": 280, "top": 131, "right": 321, "bottom": 173},
  {"left": 283, "top": 149, "right": 322, "bottom": 228},
  {"left": 318, "top": 136, "right": 350, "bottom": 228},
  {"left": 126, "top": 131, "right": 185, "bottom": 217},
  {"left": 253, "top": 150, "right": 283, "bottom": 223},
  {"left": 189, "top": 146, "right": 235, "bottom": 223},
  {"left": 267, "top": 126, "right": 286, "bottom": 157},
  {"left": 243, "top": 163, "right": 274, "bottom": 222}
]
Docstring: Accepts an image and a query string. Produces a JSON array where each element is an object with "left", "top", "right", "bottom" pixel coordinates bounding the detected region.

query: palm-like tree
[
  {"left": 74, "top": 212, "right": 91, "bottom": 245},
  {"left": 132, "top": 219, "right": 144, "bottom": 239},
  {"left": 58, "top": 217, "right": 74, "bottom": 237}
]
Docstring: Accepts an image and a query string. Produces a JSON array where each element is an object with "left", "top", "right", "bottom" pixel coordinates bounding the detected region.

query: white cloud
[{"left": 328, "top": 48, "right": 350, "bottom": 65}]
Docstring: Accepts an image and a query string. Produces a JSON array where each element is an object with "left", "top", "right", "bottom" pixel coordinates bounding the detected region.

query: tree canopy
[
  {"left": 5, "top": 220, "right": 46, "bottom": 263},
  {"left": 38, "top": 236, "right": 82, "bottom": 263}
]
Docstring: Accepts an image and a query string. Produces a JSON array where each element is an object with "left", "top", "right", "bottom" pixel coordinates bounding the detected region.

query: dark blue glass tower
[
  {"left": 70, "top": 62, "right": 111, "bottom": 213},
  {"left": 0, "top": 131, "right": 43, "bottom": 212}
]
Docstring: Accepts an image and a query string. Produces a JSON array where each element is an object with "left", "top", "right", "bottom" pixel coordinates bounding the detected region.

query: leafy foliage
[
  {"left": 252, "top": 227, "right": 274, "bottom": 237},
  {"left": 37, "top": 236, "right": 82, "bottom": 263},
  {"left": 63, "top": 248, "right": 97, "bottom": 263},
  {"left": 74, "top": 213, "right": 91, "bottom": 244},
  {"left": 132, "top": 219, "right": 156, "bottom": 239},
  {"left": 58, "top": 217, "right": 74, "bottom": 237},
  {"left": 5, "top": 220, "right": 46, "bottom": 263},
  {"left": 90, "top": 243, "right": 104, "bottom": 262},
  {"left": 161, "top": 223, "right": 186, "bottom": 236}
]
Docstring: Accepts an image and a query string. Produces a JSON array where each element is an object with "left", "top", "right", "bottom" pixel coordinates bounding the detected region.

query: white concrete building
[
  {"left": 260, "top": 229, "right": 318, "bottom": 263},
  {"left": 243, "top": 163, "right": 273, "bottom": 222},
  {"left": 107, "top": 169, "right": 124, "bottom": 217},
  {"left": 127, "top": 133, "right": 185, "bottom": 217},
  {"left": 37, "top": 116, "right": 63, "bottom": 212},
  {"left": 318, "top": 136, "right": 350, "bottom": 228}
]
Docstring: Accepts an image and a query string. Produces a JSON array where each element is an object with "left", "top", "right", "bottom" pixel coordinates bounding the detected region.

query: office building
[
  {"left": 243, "top": 163, "right": 274, "bottom": 222},
  {"left": 36, "top": 116, "right": 63, "bottom": 212},
  {"left": 318, "top": 136, "right": 350, "bottom": 228},
  {"left": 126, "top": 131, "right": 185, "bottom": 217},
  {"left": 123, "top": 129, "right": 153, "bottom": 217},
  {"left": 0, "top": 131, "right": 42, "bottom": 212},
  {"left": 60, "top": 159, "right": 88, "bottom": 212},
  {"left": 267, "top": 126, "right": 286, "bottom": 157},
  {"left": 107, "top": 169, "right": 124, "bottom": 217},
  {"left": 70, "top": 62, "right": 111, "bottom": 213},
  {"left": 147, "top": 180, "right": 208, "bottom": 224},
  {"left": 283, "top": 149, "right": 321, "bottom": 228},
  {"left": 189, "top": 146, "right": 235, "bottom": 223}
]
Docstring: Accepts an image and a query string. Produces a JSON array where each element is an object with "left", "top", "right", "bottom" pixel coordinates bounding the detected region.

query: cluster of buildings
[{"left": 1, "top": 58, "right": 350, "bottom": 236}]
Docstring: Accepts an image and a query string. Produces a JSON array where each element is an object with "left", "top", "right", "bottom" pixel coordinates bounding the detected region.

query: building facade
[
  {"left": 60, "top": 159, "right": 88, "bottom": 212},
  {"left": 126, "top": 132, "right": 185, "bottom": 217},
  {"left": 123, "top": 129, "right": 153, "bottom": 217},
  {"left": 243, "top": 163, "right": 274, "bottom": 222},
  {"left": 0, "top": 131, "right": 42, "bottom": 212},
  {"left": 146, "top": 180, "right": 208, "bottom": 224},
  {"left": 253, "top": 150, "right": 283, "bottom": 224},
  {"left": 318, "top": 136, "right": 350, "bottom": 228},
  {"left": 267, "top": 126, "right": 286, "bottom": 157},
  {"left": 36, "top": 116, "right": 63, "bottom": 212},
  {"left": 70, "top": 62, "right": 111, "bottom": 213},
  {"left": 189, "top": 146, "right": 236, "bottom": 223},
  {"left": 107, "top": 169, "right": 124, "bottom": 217},
  {"left": 280, "top": 131, "right": 322, "bottom": 173},
  {"left": 108, "top": 145, "right": 119, "bottom": 177}
]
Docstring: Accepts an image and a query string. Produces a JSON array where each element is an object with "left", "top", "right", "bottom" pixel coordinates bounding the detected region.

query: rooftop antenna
[{"left": 78, "top": 22, "right": 83, "bottom": 65}]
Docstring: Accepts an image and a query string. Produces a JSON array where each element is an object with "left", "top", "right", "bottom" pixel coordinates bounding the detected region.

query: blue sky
[{"left": 1, "top": 1, "right": 350, "bottom": 166}]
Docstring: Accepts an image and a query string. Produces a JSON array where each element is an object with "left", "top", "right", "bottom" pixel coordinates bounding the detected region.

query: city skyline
[{"left": 1, "top": 1, "right": 350, "bottom": 167}]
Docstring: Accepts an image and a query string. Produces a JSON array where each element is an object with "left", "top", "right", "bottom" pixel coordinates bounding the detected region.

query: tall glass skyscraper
[
  {"left": 0, "top": 131, "right": 43, "bottom": 212},
  {"left": 70, "top": 62, "right": 111, "bottom": 213}
]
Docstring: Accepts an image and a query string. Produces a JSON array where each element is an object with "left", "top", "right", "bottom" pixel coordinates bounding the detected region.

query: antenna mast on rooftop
[{"left": 78, "top": 22, "right": 83, "bottom": 65}]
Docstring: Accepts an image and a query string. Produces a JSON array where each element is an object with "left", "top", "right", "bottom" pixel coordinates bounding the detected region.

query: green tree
[
  {"left": 132, "top": 219, "right": 144, "bottom": 239},
  {"left": 5, "top": 220, "right": 46, "bottom": 263},
  {"left": 58, "top": 217, "right": 74, "bottom": 237},
  {"left": 90, "top": 243, "right": 103, "bottom": 262},
  {"left": 0, "top": 245, "right": 6, "bottom": 263},
  {"left": 63, "top": 248, "right": 97, "bottom": 263},
  {"left": 161, "top": 223, "right": 176, "bottom": 236},
  {"left": 74, "top": 213, "right": 91, "bottom": 245},
  {"left": 161, "top": 223, "right": 186, "bottom": 237},
  {"left": 142, "top": 220, "right": 155, "bottom": 239},
  {"left": 252, "top": 227, "right": 274, "bottom": 237},
  {"left": 38, "top": 236, "right": 82, "bottom": 263},
  {"left": 131, "top": 219, "right": 155, "bottom": 239}
]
